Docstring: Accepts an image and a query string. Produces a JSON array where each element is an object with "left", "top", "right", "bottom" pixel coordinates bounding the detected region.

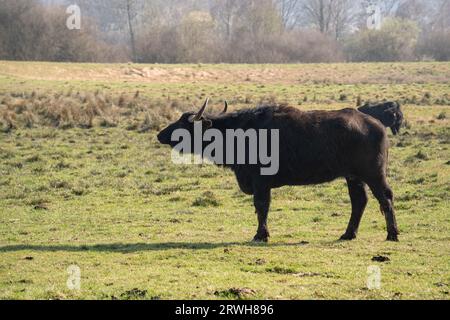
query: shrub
[
  {"left": 345, "top": 18, "right": 420, "bottom": 62},
  {"left": 417, "top": 30, "right": 450, "bottom": 61}
]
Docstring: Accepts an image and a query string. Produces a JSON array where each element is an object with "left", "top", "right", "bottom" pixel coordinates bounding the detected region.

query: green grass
[{"left": 0, "top": 62, "right": 449, "bottom": 300}]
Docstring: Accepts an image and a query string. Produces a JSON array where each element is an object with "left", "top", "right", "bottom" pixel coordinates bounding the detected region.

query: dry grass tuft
[{"left": 0, "top": 91, "right": 184, "bottom": 132}]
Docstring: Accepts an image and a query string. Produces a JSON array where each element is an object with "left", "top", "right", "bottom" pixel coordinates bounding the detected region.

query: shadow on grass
[{"left": 0, "top": 241, "right": 305, "bottom": 253}]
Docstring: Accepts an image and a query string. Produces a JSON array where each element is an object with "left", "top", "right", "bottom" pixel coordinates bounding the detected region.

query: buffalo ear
[
  {"left": 188, "top": 115, "right": 212, "bottom": 128},
  {"left": 204, "top": 119, "right": 213, "bottom": 129}
]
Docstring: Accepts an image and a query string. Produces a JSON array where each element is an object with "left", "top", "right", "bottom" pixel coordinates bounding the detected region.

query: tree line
[{"left": 1, "top": 0, "right": 449, "bottom": 63}]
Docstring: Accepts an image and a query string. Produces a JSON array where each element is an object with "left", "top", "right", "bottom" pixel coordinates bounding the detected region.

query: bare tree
[
  {"left": 378, "top": 0, "right": 402, "bottom": 15},
  {"left": 75, "top": 0, "right": 143, "bottom": 61},
  {"left": 396, "top": 0, "right": 428, "bottom": 25},
  {"left": 331, "top": 0, "right": 356, "bottom": 39},
  {"left": 302, "top": 0, "right": 335, "bottom": 34},
  {"left": 301, "top": 0, "right": 356, "bottom": 38},
  {"left": 125, "top": 0, "right": 137, "bottom": 62},
  {"left": 432, "top": 0, "right": 450, "bottom": 31},
  {"left": 276, "top": 0, "right": 302, "bottom": 31},
  {"left": 210, "top": 0, "right": 240, "bottom": 40}
]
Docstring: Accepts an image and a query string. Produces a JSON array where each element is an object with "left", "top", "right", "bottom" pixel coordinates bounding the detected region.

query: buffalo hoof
[
  {"left": 252, "top": 234, "right": 269, "bottom": 243},
  {"left": 339, "top": 232, "right": 357, "bottom": 241},
  {"left": 386, "top": 233, "right": 399, "bottom": 242}
]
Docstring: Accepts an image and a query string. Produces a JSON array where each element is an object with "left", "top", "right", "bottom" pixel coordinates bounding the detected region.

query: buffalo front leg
[
  {"left": 252, "top": 186, "right": 271, "bottom": 243},
  {"left": 340, "top": 178, "right": 368, "bottom": 241}
]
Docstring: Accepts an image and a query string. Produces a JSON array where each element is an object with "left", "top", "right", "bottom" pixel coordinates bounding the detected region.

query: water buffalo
[
  {"left": 358, "top": 101, "right": 404, "bottom": 135},
  {"left": 157, "top": 99, "right": 399, "bottom": 242}
]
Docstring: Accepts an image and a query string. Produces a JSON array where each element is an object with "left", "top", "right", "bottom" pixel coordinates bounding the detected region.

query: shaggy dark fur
[
  {"left": 158, "top": 102, "right": 399, "bottom": 242},
  {"left": 358, "top": 101, "right": 404, "bottom": 135}
]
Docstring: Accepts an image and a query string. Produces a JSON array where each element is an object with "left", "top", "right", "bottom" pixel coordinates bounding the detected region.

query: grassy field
[{"left": 0, "top": 61, "right": 449, "bottom": 300}]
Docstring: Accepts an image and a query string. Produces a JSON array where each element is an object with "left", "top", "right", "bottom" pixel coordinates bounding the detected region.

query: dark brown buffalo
[
  {"left": 358, "top": 101, "right": 404, "bottom": 135},
  {"left": 157, "top": 99, "right": 399, "bottom": 242}
]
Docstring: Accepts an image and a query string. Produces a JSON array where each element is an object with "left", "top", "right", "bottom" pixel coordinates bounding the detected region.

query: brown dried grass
[{"left": 0, "top": 91, "right": 182, "bottom": 132}]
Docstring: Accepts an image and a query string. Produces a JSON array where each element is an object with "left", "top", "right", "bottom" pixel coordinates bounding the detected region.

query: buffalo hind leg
[
  {"left": 252, "top": 186, "right": 271, "bottom": 243},
  {"left": 340, "top": 178, "right": 368, "bottom": 241},
  {"left": 367, "top": 178, "right": 399, "bottom": 242}
]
